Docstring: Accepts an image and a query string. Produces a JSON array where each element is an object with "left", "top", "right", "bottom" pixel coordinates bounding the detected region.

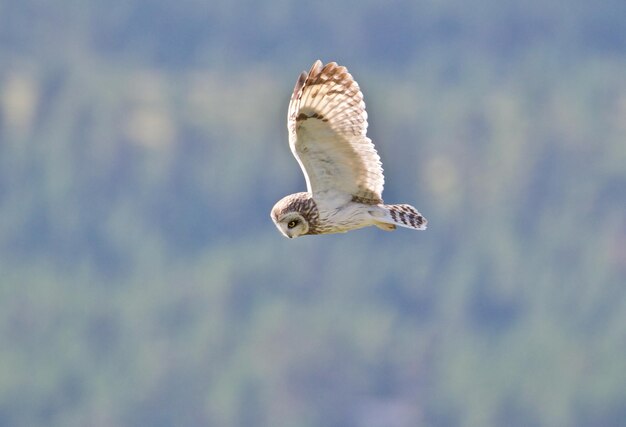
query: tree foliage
[{"left": 1, "top": 0, "right": 625, "bottom": 426}]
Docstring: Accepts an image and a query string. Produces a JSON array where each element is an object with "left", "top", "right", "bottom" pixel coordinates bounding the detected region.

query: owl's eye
[{"left": 287, "top": 220, "right": 298, "bottom": 229}]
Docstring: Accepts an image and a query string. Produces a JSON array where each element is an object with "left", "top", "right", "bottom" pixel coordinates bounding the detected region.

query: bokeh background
[{"left": 1, "top": 0, "right": 626, "bottom": 426}]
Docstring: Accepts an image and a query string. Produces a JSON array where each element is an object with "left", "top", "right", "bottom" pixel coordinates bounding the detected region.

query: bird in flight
[{"left": 271, "top": 60, "right": 427, "bottom": 238}]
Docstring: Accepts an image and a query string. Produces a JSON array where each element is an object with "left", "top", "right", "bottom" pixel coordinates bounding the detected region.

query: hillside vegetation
[{"left": 1, "top": 1, "right": 625, "bottom": 426}]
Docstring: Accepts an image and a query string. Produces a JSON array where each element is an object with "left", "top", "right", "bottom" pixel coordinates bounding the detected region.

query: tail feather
[{"left": 380, "top": 204, "right": 427, "bottom": 231}]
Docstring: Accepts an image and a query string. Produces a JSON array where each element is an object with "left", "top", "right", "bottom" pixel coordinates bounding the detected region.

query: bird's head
[{"left": 270, "top": 193, "right": 316, "bottom": 238}]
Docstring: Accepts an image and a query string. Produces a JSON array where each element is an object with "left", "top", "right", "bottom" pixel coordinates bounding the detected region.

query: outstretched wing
[{"left": 287, "top": 60, "right": 384, "bottom": 204}]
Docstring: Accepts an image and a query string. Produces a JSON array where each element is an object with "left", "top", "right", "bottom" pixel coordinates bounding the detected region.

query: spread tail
[{"left": 373, "top": 204, "right": 427, "bottom": 231}]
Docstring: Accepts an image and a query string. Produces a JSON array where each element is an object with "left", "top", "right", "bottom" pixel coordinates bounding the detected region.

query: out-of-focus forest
[{"left": 1, "top": 0, "right": 625, "bottom": 426}]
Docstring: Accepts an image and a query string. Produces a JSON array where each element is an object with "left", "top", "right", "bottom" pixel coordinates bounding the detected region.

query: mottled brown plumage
[{"left": 271, "top": 60, "right": 427, "bottom": 238}]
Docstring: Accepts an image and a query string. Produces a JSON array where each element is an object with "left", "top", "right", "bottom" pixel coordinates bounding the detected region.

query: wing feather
[{"left": 287, "top": 60, "right": 384, "bottom": 204}]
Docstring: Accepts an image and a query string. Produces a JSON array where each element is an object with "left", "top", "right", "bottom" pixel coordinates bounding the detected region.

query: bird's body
[{"left": 271, "top": 60, "right": 427, "bottom": 238}]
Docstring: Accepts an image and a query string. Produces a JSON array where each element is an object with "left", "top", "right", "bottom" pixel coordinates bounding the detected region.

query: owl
[{"left": 271, "top": 60, "right": 427, "bottom": 238}]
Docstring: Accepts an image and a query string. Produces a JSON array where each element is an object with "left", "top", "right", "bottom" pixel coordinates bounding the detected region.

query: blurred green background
[{"left": 1, "top": 0, "right": 626, "bottom": 426}]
